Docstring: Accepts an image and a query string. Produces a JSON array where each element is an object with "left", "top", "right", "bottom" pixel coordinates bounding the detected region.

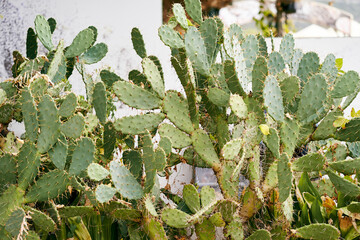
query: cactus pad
[
  {"left": 113, "top": 80, "right": 161, "bottom": 110},
  {"left": 277, "top": 154, "right": 293, "bottom": 202},
  {"left": 292, "top": 153, "right": 325, "bottom": 172},
  {"left": 263, "top": 75, "right": 285, "bottom": 122},
  {"left": 114, "top": 113, "right": 165, "bottom": 135},
  {"left": 95, "top": 184, "right": 116, "bottom": 203},
  {"left": 142, "top": 57, "right": 165, "bottom": 98},
  {"left": 34, "top": 15, "right": 53, "bottom": 50},
  {"left": 110, "top": 161, "right": 144, "bottom": 200},
  {"left": 60, "top": 113, "right": 85, "bottom": 139},
  {"left": 191, "top": 129, "right": 221, "bottom": 171},
  {"left": 25, "top": 170, "right": 69, "bottom": 203},
  {"left": 65, "top": 28, "right": 94, "bottom": 58},
  {"left": 163, "top": 91, "right": 194, "bottom": 133},
  {"left": 131, "top": 28, "right": 147, "bottom": 58}
]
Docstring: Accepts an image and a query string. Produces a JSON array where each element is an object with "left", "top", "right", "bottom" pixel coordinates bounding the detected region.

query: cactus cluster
[{"left": 1, "top": 0, "right": 360, "bottom": 239}]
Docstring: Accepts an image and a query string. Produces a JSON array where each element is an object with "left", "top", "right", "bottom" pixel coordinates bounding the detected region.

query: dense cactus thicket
[{"left": 1, "top": 0, "right": 360, "bottom": 239}]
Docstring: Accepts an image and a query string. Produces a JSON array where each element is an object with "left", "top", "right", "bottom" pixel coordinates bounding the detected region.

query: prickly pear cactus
[{"left": 2, "top": 0, "right": 360, "bottom": 239}]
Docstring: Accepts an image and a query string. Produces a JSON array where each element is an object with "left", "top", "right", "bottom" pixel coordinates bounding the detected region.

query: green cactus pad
[
  {"left": 329, "top": 159, "right": 360, "bottom": 175},
  {"left": 104, "top": 121, "right": 116, "bottom": 159},
  {"left": 114, "top": 113, "right": 165, "bottom": 135},
  {"left": 200, "top": 186, "right": 216, "bottom": 214},
  {"left": 131, "top": 28, "right": 147, "bottom": 58},
  {"left": 252, "top": 56, "right": 268, "bottom": 99},
  {"left": 264, "top": 128, "right": 280, "bottom": 159},
  {"left": 92, "top": 82, "right": 107, "bottom": 124},
  {"left": 123, "top": 150, "right": 143, "bottom": 180},
  {"left": 113, "top": 80, "right": 161, "bottom": 110},
  {"left": 48, "top": 134, "right": 67, "bottom": 170},
  {"left": 280, "top": 76, "right": 300, "bottom": 103},
  {"left": 320, "top": 54, "right": 338, "bottom": 83},
  {"left": 185, "top": 26, "right": 210, "bottom": 76},
  {"left": 327, "top": 169, "right": 360, "bottom": 198},
  {"left": 294, "top": 223, "right": 340, "bottom": 240},
  {"left": 296, "top": 73, "right": 328, "bottom": 125},
  {"left": 47, "top": 17, "right": 56, "bottom": 33},
  {"left": 313, "top": 108, "right": 342, "bottom": 140},
  {"left": 100, "top": 69, "right": 121, "bottom": 89},
  {"left": 209, "top": 212, "right": 225, "bottom": 227},
  {"left": 280, "top": 119, "right": 299, "bottom": 156},
  {"left": 335, "top": 119, "right": 360, "bottom": 142},
  {"left": 163, "top": 91, "right": 194, "bottom": 133},
  {"left": 144, "top": 196, "right": 158, "bottom": 217},
  {"left": 25, "top": 231, "right": 40, "bottom": 240},
  {"left": 58, "top": 206, "right": 95, "bottom": 218},
  {"left": 184, "top": 0, "right": 203, "bottom": 24},
  {"left": 290, "top": 48, "right": 304, "bottom": 75},
  {"left": 144, "top": 218, "right": 167, "bottom": 240},
  {"left": 26, "top": 27, "right": 38, "bottom": 59},
  {"left": 159, "top": 136, "right": 172, "bottom": 155},
  {"left": 331, "top": 70, "right": 360, "bottom": 98},
  {"left": 58, "top": 92, "right": 77, "bottom": 118},
  {"left": 183, "top": 184, "right": 201, "bottom": 213},
  {"left": 87, "top": 163, "right": 109, "bottom": 181},
  {"left": 5, "top": 207, "right": 26, "bottom": 238},
  {"left": 263, "top": 75, "right": 285, "bottom": 122},
  {"left": 65, "top": 28, "right": 94, "bottom": 58},
  {"left": 173, "top": 3, "right": 188, "bottom": 29},
  {"left": 195, "top": 219, "right": 216, "bottom": 240},
  {"left": 158, "top": 25, "right": 185, "bottom": 49},
  {"left": 207, "top": 87, "right": 230, "bottom": 107},
  {"left": 20, "top": 88, "right": 38, "bottom": 142},
  {"left": 223, "top": 24, "right": 243, "bottom": 58},
  {"left": 0, "top": 186, "right": 24, "bottom": 225},
  {"left": 225, "top": 217, "right": 244, "bottom": 240},
  {"left": 221, "top": 139, "right": 242, "bottom": 160},
  {"left": 219, "top": 161, "right": 239, "bottom": 199},
  {"left": 34, "top": 15, "right": 53, "bottom": 50},
  {"left": 47, "top": 40, "right": 65, "bottom": 83},
  {"left": 142, "top": 57, "right": 165, "bottom": 98},
  {"left": 37, "top": 94, "right": 60, "bottom": 153},
  {"left": 224, "top": 60, "right": 245, "bottom": 96},
  {"left": 110, "top": 161, "right": 144, "bottom": 200},
  {"left": 17, "top": 141, "right": 40, "bottom": 190},
  {"left": 0, "top": 154, "right": 16, "bottom": 192},
  {"left": 199, "top": 19, "right": 218, "bottom": 64},
  {"left": 268, "top": 52, "right": 285, "bottom": 75},
  {"left": 95, "top": 184, "right": 116, "bottom": 203},
  {"left": 257, "top": 34, "right": 268, "bottom": 58},
  {"left": 25, "top": 170, "right": 69, "bottom": 203},
  {"left": 191, "top": 129, "right": 221, "bottom": 171},
  {"left": 217, "top": 200, "right": 238, "bottom": 223},
  {"left": 68, "top": 137, "right": 95, "bottom": 175},
  {"left": 112, "top": 209, "right": 142, "bottom": 221},
  {"left": 247, "top": 229, "right": 271, "bottom": 240},
  {"left": 347, "top": 202, "right": 360, "bottom": 213},
  {"left": 29, "top": 77, "right": 48, "bottom": 98},
  {"left": 277, "top": 154, "right": 293, "bottom": 202},
  {"left": 241, "top": 34, "right": 259, "bottom": 68},
  {"left": 80, "top": 42, "right": 108, "bottom": 64},
  {"left": 229, "top": 94, "right": 248, "bottom": 119},
  {"left": 297, "top": 52, "right": 320, "bottom": 85},
  {"left": 161, "top": 208, "right": 190, "bottom": 228},
  {"left": 24, "top": 206, "right": 56, "bottom": 233},
  {"left": 279, "top": 34, "right": 294, "bottom": 65},
  {"left": 158, "top": 123, "right": 191, "bottom": 148},
  {"left": 292, "top": 153, "right": 325, "bottom": 172},
  {"left": 60, "top": 113, "right": 85, "bottom": 139}
]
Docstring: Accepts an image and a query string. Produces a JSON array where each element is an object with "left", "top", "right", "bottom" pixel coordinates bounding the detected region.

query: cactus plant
[{"left": 2, "top": 1, "right": 360, "bottom": 239}]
